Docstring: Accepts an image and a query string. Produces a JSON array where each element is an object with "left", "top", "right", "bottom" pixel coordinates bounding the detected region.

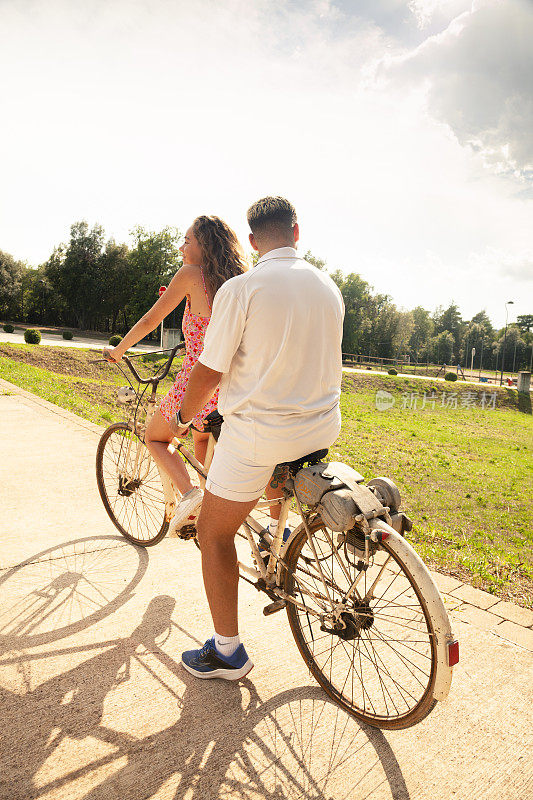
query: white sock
[
  {"left": 214, "top": 632, "right": 240, "bottom": 657},
  {"left": 268, "top": 520, "right": 279, "bottom": 535}
]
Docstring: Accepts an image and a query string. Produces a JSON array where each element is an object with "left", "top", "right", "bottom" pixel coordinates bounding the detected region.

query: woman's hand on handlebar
[{"left": 103, "top": 346, "right": 123, "bottom": 363}]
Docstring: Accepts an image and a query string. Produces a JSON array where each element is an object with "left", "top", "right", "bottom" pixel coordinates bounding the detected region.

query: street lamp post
[{"left": 500, "top": 300, "right": 514, "bottom": 386}]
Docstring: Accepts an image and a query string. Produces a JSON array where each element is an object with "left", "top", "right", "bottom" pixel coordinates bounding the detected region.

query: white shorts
[
  {"left": 205, "top": 412, "right": 338, "bottom": 502},
  {"left": 206, "top": 442, "right": 277, "bottom": 502}
]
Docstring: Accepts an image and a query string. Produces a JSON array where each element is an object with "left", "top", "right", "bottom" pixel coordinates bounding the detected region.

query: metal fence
[{"left": 341, "top": 352, "right": 525, "bottom": 386}]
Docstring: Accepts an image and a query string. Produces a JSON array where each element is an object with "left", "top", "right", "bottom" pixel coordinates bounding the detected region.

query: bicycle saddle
[{"left": 203, "top": 410, "right": 224, "bottom": 440}]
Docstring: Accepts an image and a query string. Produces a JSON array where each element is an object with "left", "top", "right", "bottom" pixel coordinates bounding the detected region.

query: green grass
[
  {"left": 336, "top": 375, "right": 532, "bottom": 605},
  {"left": 0, "top": 343, "right": 180, "bottom": 426},
  {"left": 1, "top": 344, "right": 532, "bottom": 605}
]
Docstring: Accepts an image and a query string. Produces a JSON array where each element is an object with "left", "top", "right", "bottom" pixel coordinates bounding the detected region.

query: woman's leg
[
  {"left": 145, "top": 410, "right": 194, "bottom": 495},
  {"left": 191, "top": 428, "right": 210, "bottom": 465}
]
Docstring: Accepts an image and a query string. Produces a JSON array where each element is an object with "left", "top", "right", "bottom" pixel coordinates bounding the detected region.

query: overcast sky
[{"left": 1, "top": 0, "right": 531, "bottom": 327}]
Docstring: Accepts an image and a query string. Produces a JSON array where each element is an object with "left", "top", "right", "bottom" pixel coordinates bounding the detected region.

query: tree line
[{"left": 1, "top": 221, "right": 532, "bottom": 371}]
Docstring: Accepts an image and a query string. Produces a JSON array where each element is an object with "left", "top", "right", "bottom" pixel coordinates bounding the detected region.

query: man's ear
[
  {"left": 293, "top": 222, "right": 300, "bottom": 244},
  {"left": 249, "top": 232, "right": 259, "bottom": 252}
]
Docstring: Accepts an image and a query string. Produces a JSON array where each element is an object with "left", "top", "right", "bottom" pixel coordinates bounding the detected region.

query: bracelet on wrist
[{"left": 176, "top": 410, "right": 191, "bottom": 428}]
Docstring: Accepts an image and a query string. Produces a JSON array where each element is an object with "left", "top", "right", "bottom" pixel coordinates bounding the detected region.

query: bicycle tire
[
  {"left": 283, "top": 518, "right": 438, "bottom": 729},
  {"left": 96, "top": 422, "right": 169, "bottom": 546}
]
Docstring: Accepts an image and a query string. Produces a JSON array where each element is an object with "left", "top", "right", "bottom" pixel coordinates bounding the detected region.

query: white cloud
[
  {"left": 468, "top": 248, "right": 533, "bottom": 282},
  {"left": 384, "top": 0, "right": 533, "bottom": 180},
  {"left": 407, "top": 0, "right": 472, "bottom": 29},
  {"left": 0, "top": 0, "right": 530, "bottom": 329}
]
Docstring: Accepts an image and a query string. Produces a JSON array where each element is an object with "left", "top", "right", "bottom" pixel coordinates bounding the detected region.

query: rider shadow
[{"left": 1, "top": 596, "right": 410, "bottom": 800}]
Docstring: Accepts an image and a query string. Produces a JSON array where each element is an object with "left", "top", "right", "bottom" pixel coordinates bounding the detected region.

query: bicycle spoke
[
  {"left": 97, "top": 424, "right": 170, "bottom": 544},
  {"left": 285, "top": 520, "right": 437, "bottom": 726}
]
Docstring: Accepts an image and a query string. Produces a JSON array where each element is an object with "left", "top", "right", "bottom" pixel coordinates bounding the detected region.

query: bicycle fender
[{"left": 370, "top": 520, "right": 456, "bottom": 703}]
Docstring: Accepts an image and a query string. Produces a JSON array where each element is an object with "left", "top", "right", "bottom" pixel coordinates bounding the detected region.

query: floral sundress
[{"left": 158, "top": 268, "right": 219, "bottom": 432}]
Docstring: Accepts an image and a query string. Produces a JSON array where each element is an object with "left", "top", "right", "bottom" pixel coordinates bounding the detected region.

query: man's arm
[{"left": 179, "top": 362, "right": 222, "bottom": 426}]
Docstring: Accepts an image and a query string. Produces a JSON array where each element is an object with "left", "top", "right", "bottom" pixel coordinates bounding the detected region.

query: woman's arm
[{"left": 104, "top": 265, "right": 195, "bottom": 361}]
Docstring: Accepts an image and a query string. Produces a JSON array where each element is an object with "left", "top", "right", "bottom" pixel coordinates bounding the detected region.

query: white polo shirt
[{"left": 199, "top": 247, "right": 345, "bottom": 464}]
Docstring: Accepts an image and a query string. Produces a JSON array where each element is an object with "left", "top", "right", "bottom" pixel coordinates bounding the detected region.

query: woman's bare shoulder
[{"left": 170, "top": 264, "right": 201, "bottom": 286}]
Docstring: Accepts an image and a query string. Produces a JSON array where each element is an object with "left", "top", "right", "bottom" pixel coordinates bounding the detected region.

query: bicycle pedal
[
  {"left": 263, "top": 600, "right": 286, "bottom": 616},
  {"left": 176, "top": 524, "right": 197, "bottom": 541}
]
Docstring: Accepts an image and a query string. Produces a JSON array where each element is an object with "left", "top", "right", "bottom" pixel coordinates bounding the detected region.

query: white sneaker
[{"left": 168, "top": 487, "right": 204, "bottom": 536}]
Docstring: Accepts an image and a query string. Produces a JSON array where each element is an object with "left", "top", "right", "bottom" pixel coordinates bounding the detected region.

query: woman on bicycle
[{"left": 103, "top": 215, "right": 248, "bottom": 533}]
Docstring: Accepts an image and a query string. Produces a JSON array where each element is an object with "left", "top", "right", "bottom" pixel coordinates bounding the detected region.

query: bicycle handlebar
[{"left": 122, "top": 343, "right": 184, "bottom": 384}]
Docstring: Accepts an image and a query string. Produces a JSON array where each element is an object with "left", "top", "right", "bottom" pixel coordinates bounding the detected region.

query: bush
[
  {"left": 24, "top": 328, "right": 41, "bottom": 345},
  {"left": 3, "top": 324, "right": 14, "bottom": 333},
  {"left": 62, "top": 330, "right": 74, "bottom": 340},
  {"left": 388, "top": 368, "right": 398, "bottom": 376},
  {"left": 445, "top": 372, "right": 458, "bottom": 382},
  {"left": 108, "top": 334, "right": 123, "bottom": 346}
]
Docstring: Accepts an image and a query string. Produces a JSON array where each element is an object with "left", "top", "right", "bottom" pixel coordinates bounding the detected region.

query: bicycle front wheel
[
  {"left": 96, "top": 422, "right": 169, "bottom": 546},
  {"left": 283, "top": 519, "right": 438, "bottom": 729}
]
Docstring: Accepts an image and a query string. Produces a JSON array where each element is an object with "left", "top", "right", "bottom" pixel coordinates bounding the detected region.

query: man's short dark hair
[{"left": 247, "top": 196, "right": 297, "bottom": 238}]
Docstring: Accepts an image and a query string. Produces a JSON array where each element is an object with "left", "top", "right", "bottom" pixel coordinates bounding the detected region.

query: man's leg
[
  {"left": 196, "top": 490, "right": 257, "bottom": 637},
  {"left": 264, "top": 464, "right": 288, "bottom": 522}
]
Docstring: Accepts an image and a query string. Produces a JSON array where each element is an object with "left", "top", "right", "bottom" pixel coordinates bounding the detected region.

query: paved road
[
  {"left": 0, "top": 383, "right": 531, "bottom": 800},
  {"left": 0, "top": 329, "right": 161, "bottom": 353}
]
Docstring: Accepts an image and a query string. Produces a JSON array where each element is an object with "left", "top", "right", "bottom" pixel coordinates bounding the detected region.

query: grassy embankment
[{"left": 1, "top": 342, "right": 531, "bottom": 606}]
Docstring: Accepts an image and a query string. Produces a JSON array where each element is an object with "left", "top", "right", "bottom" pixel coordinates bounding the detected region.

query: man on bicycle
[{"left": 174, "top": 196, "right": 345, "bottom": 679}]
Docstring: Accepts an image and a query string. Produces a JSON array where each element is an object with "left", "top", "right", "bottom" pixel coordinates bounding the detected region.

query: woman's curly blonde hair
[{"left": 192, "top": 215, "right": 248, "bottom": 300}]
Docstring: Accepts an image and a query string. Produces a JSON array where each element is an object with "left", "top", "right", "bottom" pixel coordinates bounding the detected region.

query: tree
[
  {"left": 494, "top": 324, "right": 527, "bottom": 372},
  {"left": 393, "top": 311, "right": 415, "bottom": 357},
  {"left": 126, "top": 226, "right": 183, "bottom": 335},
  {"left": 45, "top": 222, "right": 105, "bottom": 329},
  {"left": 409, "top": 306, "right": 434, "bottom": 357},
  {"left": 470, "top": 309, "right": 494, "bottom": 336},
  {"left": 332, "top": 272, "right": 375, "bottom": 354},
  {"left": 303, "top": 250, "right": 327, "bottom": 270},
  {"left": 434, "top": 302, "right": 464, "bottom": 356},
  {"left": 0, "top": 250, "right": 25, "bottom": 319},
  {"left": 99, "top": 240, "right": 131, "bottom": 333},
  {"left": 461, "top": 322, "right": 492, "bottom": 369},
  {"left": 428, "top": 331, "right": 455, "bottom": 364},
  {"left": 516, "top": 314, "right": 533, "bottom": 333}
]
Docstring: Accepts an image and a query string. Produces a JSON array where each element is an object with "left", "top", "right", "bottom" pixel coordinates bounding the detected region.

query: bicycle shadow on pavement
[
  {"left": 0, "top": 535, "right": 148, "bottom": 651},
  {"left": 0, "top": 595, "right": 410, "bottom": 800}
]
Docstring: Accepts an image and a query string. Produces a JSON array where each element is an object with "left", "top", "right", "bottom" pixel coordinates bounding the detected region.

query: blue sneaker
[{"left": 181, "top": 637, "right": 253, "bottom": 681}]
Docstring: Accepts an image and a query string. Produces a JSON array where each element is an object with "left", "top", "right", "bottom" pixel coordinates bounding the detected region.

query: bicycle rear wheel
[
  {"left": 283, "top": 519, "right": 438, "bottom": 729},
  {"left": 96, "top": 422, "right": 169, "bottom": 546}
]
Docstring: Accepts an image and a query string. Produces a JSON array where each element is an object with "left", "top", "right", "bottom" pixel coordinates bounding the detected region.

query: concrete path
[{"left": 0, "top": 382, "right": 532, "bottom": 800}]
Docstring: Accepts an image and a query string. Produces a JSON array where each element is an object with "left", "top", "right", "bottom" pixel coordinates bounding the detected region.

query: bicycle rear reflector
[{"left": 447, "top": 640, "right": 460, "bottom": 667}]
